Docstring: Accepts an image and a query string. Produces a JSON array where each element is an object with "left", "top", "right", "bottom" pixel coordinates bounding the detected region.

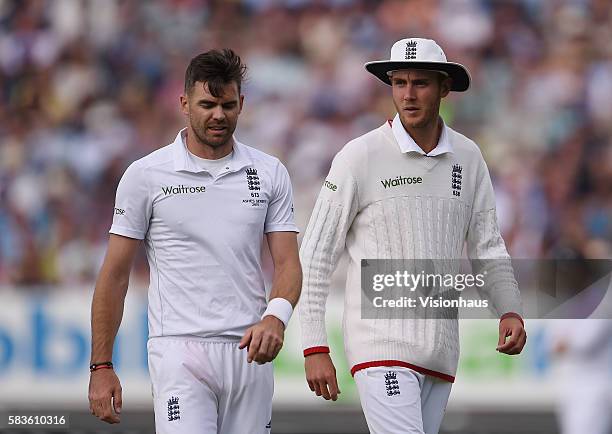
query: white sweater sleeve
[
  {"left": 299, "top": 155, "right": 359, "bottom": 352},
  {"left": 466, "top": 155, "right": 524, "bottom": 319}
]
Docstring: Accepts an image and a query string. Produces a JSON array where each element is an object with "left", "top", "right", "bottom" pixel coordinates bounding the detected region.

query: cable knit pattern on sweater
[{"left": 299, "top": 122, "right": 523, "bottom": 381}]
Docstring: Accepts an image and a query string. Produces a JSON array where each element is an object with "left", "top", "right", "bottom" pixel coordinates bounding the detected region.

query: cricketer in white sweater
[{"left": 299, "top": 115, "right": 524, "bottom": 382}]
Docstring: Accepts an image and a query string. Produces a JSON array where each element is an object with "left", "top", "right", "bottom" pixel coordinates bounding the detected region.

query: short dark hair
[{"left": 184, "top": 49, "right": 247, "bottom": 97}]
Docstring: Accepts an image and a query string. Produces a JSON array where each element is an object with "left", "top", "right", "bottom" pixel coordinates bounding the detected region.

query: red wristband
[
  {"left": 500, "top": 312, "right": 524, "bottom": 327},
  {"left": 91, "top": 365, "right": 113, "bottom": 372},
  {"left": 303, "top": 346, "right": 330, "bottom": 357}
]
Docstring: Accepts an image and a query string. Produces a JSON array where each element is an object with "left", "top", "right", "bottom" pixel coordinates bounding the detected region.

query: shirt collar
[
  {"left": 171, "top": 128, "right": 252, "bottom": 173},
  {"left": 390, "top": 114, "right": 453, "bottom": 156}
]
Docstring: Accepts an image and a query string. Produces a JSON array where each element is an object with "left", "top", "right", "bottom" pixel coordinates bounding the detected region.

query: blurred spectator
[
  {"left": 0, "top": 0, "right": 611, "bottom": 287},
  {"left": 550, "top": 320, "right": 612, "bottom": 434}
]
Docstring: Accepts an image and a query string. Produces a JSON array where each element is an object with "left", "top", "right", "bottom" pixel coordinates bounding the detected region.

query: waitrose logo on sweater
[{"left": 381, "top": 175, "right": 423, "bottom": 189}]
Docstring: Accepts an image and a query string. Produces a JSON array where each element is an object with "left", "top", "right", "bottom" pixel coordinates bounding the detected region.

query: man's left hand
[
  {"left": 497, "top": 317, "right": 527, "bottom": 355},
  {"left": 239, "top": 316, "right": 285, "bottom": 364}
]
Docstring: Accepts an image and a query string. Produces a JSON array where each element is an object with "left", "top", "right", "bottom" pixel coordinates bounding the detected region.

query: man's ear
[
  {"left": 239, "top": 94, "right": 244, "bottom": 113},
  {"left": 440, "top": 77, "right": 452, "bottom": 98},
  {"left": 180, "top": 93, "right": 189, "bottom": 116}
]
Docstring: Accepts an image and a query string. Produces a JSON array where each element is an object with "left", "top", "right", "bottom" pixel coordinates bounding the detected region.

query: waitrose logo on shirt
[
  {"left": 161, "top": 185, "right": 206, "bottom": 195},
  {"left": 381, "top": 175, "right": 423, "bottom": 189}
]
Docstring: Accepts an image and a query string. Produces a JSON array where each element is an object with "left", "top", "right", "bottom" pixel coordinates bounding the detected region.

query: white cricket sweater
[{"left": 299, "top": 120, "right": 523, "bottom": 382}]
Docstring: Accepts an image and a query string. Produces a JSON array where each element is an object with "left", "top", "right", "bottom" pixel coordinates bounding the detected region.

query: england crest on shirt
[{"left": 451, "top": 164, "right": 462, "bottom": 197}]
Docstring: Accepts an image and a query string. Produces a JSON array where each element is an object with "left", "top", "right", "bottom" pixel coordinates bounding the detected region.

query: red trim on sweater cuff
[
  {"left": 303, "top": 346, "right": 330, "bottom": 357},
  {"left": 500, "top": 312, "right": 524, "bottom": 327},
  {"left": 350, "top": 360, "right": 455, "bottom": 383}
]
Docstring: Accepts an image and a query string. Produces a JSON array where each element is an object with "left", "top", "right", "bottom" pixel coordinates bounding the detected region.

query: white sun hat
[{"left": 365, "top": 38, "right": 471, "bottom": 92}]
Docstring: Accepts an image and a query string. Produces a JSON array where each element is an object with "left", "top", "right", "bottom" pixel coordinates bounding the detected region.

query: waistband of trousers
[{"left": 148, "top": 334, "right": 242, "bottom": 344}]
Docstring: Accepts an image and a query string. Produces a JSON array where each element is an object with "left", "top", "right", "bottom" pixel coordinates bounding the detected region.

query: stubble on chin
[
  {"left": 192, "top": 125, "right": 231, "bottom": 149},
  {"left": 401, "top": 116, "right": 426, "bottom": 130},
  {"left": 402, "top": 111, "right": 437, "bottom": 130}
]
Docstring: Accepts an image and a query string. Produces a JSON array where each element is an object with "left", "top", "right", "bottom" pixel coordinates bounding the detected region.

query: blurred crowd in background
[{"left": 1, "top": 0, "right": 611, "bottom": 287}]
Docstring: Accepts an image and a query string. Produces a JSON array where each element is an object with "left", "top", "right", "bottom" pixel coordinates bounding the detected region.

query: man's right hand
[
  {"left": 304, "top": 353, "right": 341, "bottom": 401},
  {"left": 88, "top": 369, "right": 122, "bottom": 424}
]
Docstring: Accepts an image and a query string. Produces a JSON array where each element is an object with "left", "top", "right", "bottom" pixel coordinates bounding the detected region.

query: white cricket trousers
[
  {"left": 354, "top": 367, "right": 452, "bottom": 434},
  {"left": 147, "top": 337, "right": 273, "bottom": 434},
  {"left": 557, "top": 371, "right": 612, "bottom": 434}
]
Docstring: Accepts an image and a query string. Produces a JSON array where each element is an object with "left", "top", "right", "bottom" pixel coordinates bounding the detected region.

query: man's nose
[
  {"left": 404, "top": 84, "right": 417, "bottom": 100},
  {"left": 211, "top": 106, "right": 225, "bottom": 120}
]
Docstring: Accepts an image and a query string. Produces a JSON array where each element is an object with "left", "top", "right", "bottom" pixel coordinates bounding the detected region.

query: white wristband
[{"left": 262, "top": 298, "right": 293, "bottom": 328}]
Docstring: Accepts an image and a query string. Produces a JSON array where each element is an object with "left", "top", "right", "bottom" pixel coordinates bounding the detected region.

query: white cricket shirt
[
  {"left": 110, "top": 129, "right": 298, "bottom": 339},
  {"left": 189, "top": 150, "right": 234, "bottom": 178},
  {"left": 391, "top": 113, "right": 453, "bottom": 156}
]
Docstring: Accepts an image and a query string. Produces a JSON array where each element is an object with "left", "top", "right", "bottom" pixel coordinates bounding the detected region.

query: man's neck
[
  {"left": 401, "top": 117, "right": 443, "bottom": 154},
  {"left": 185, "top": 128, "right": 234, "bottom": 160}
]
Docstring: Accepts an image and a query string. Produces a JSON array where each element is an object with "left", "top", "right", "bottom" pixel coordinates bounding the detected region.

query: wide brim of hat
[{"left": 364, "top": 60, "right": 471, "bottom": 92}]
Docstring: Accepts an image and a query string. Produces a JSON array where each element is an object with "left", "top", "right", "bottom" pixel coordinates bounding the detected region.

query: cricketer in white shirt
[
  {"left": 113, "top": 130, "right": 299, "bottom": 433},
  {"left": 89, "top": 49, "right": 301, "bottom": 434}
]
